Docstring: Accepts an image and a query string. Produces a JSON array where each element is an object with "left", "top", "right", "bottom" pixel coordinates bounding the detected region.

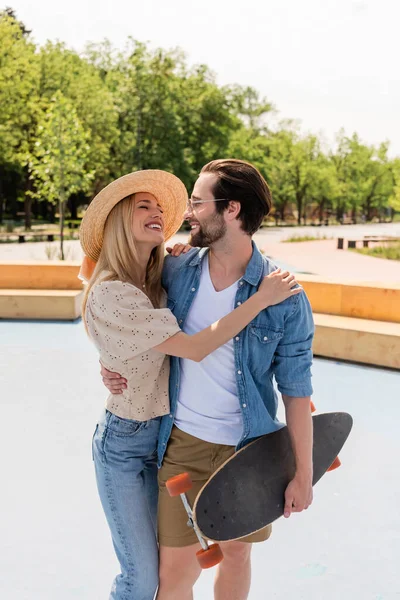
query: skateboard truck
[{"left": 166, "top": 473, "right": 224, "bottom": 569}]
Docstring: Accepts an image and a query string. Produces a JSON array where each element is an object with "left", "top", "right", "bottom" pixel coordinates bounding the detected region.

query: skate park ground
[{"left": 1, "top": 317, "right": 399, "bottom": 600}]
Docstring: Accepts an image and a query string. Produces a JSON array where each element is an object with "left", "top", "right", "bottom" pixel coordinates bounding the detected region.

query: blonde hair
[{"left": 82, "top": 195, "right": 165, "bottom": 331}]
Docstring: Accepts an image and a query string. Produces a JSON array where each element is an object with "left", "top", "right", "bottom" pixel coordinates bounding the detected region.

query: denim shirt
[{"left": 157, "top": 242, "right": 314, "bottom": 467}]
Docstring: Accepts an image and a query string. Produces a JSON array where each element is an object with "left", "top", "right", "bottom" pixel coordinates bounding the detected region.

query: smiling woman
[{"left": 133, "top": 193, "right": 165, "bottom": 245}]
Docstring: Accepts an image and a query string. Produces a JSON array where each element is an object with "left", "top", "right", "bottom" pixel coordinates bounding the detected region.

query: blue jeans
[{"left": 92, "top": 409, "right": 160, "bottom": 600}]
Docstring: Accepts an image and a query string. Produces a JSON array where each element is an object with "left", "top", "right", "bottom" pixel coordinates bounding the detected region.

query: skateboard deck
[{"left": 193, "top": 412, "right": 353, "bottom": 542}]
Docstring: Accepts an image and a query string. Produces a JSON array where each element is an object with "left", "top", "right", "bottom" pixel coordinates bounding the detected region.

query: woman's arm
[{"left": 154, "top": 269, "right": 302, "bottom": 362}]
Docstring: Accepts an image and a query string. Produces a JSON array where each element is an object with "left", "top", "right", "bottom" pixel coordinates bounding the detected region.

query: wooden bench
[
  {"left": 337, "top": 236, "right": 400, "bottom": 249},
  {"left": 313, "top": 313, "right": 400, "bottom": 369},
  {"left": 0, "top": 262, "right": 83, "bottom": 290},
  {"left": 0, "top": 262, "right": 83, "bottom": 320},
  {"left": 0, "top": 289, "right": 84, "bottom": 320}
]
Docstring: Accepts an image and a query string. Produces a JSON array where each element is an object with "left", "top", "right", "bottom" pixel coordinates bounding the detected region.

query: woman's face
[{"left": 132, "top": 192, "right": 165, "bottom": 247}]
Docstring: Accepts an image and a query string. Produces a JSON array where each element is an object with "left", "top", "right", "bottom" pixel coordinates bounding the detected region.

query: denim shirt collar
[{"left": 187, "top": 241, "right": 264, "bottom": 287}]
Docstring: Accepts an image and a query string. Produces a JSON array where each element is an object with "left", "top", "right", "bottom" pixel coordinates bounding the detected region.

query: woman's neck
[{"left": 135, "top": 243, "right": 153, "bottom": 288}]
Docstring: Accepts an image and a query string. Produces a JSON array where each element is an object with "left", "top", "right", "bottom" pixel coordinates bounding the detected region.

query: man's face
[{"left": 185, "top": 173, "right": 227, "bottom": 247}]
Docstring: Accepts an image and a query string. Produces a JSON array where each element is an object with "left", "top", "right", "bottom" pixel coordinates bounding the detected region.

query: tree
[
  {"left": 38, "top": 41, "right": 119, "bottom": 193},
  {"left": 331, "top": 132, "right": 395, "bottom": 222},
  {"left": 0, "top": 12, "right": 39, "bottom": 225},
  {"left": 307, "top": 155, "right": 339, "bottom": 224},
  {"left": 262, "top": 128, "right": 321, "bottom": 225},
  {"left": 0, "top": 7, "right": 31, "bottom": 35},
  {"left": 28, "top": 92, "right": 93, "bottom": 259},
  {"left": 226, "top": 85, "right": 274, "bottom": 132}
]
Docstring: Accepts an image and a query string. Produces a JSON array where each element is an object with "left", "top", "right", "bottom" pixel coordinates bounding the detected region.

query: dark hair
[{"left": 200, "top": 159, "right": 272, "bottom": 235}]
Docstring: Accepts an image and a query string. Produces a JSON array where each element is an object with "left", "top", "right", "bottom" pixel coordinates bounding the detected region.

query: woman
[{"left": 79, "top": 170, "right": 301, "bottom": 600}]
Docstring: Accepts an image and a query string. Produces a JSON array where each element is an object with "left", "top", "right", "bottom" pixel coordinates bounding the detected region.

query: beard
[{"left": 189, "top": 213, "right": 227, "bottom": 247}]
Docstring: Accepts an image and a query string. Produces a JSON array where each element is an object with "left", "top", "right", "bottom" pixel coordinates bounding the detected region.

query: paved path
[
  {"left": 0, "top": 223, "right": 399, "bottom": 283},
  {"left": 262, "top": 239, "right": 400, "bottom": 283},
  {"left": 1, "top": 319, "right": 399, "bottom": 599}
]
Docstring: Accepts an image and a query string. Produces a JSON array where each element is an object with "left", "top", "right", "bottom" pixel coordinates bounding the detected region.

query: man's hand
[
  {"left": 100, "top": 362, "right": 127, "bottom": 394},
  {"left": 283, "top": 474, "right": 313, "bottom": 518}
]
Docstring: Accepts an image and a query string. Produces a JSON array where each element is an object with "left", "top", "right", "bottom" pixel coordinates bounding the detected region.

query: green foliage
[
  {"left": 353, "top": 244, "right": 400, "bottom": 261},
  {"left": 27, "top": 92, "right": 93, "bottom": 258},
  {"left": 0, "top": 10, "right": 399, "bottom": 230},
  {"left": 283, "top": 235, "right": 331, "bottom": 243}
]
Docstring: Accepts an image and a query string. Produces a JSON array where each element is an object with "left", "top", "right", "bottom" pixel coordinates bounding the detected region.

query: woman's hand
[
  {"left": 257, "top": 268, "right": 302, "bottom": 308},
  {"left": 166, "top": 243, "right": 192, "bottom": 257}
]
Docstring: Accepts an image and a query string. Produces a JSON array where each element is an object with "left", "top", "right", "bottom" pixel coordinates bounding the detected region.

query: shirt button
[
  {"left": 239, "top": 281, "right": 244, "bottom": 286},
  {"left": 179, "top": 319, "right": 183, "bottom": 324},
  {"left": 235, "top": 336, "right": 240, "bottom": 341},
  {"left": 237, "top": 301, "right": 242, "bottom": 306},
  {"left": 169, "top": 414, "right": 173, "bottom": 418},
  {"left": 242, "top": 403, "right": 247, "bottom": 408},
  {"left": 264, "top": 336, "right": 268, "bottom": 341},
  {"left": 191, "top": 288, "right": 196, "bottom": 292},
  {"left": 237, "top": 370, "right": 242, "bottom": 375}
]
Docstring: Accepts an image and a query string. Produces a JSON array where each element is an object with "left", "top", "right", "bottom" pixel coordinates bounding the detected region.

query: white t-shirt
[{"left": 174, "top": 255, "right": 243, "bottom": 445}]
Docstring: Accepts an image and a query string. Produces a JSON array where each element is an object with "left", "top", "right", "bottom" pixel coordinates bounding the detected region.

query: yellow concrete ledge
[
  {"left": 0, "top": 289, "right": 84, "bottom": 320},
  {"left": 297, "top": 275, "right": 400, "bottom": 324},
  {"left": 313, "top": 313, "right": 400, "bottom": 369},
  {"left": 0, "top": 262, "right": 82, "bottom": 290}
]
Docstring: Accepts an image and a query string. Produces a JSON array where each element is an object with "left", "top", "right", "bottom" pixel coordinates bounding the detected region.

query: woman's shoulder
[
  {"left": 90, "top": 279, "right": 148, "bottom": 306},
  {"left": 92, "top": 279, "right": 139, "bottom": 294}
]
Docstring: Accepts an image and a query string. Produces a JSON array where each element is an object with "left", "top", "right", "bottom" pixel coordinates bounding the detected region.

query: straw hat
[{"left": 80, "top": 170, "right": 188, "bottom": 264}]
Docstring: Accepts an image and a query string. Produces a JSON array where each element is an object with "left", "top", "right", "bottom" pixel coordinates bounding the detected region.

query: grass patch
[
  {"left": 283, "top": 235, "right": 331, "bottom": 243},
  {"left": 353, "top": 243, "right": 400, "bottom": 261}
]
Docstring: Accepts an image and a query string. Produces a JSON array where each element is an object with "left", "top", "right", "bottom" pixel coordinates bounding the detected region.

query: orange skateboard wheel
[
  {"left": 327, "top": 456, "right": 341, "bottom": 471},
  {"left": 310, "top": 401, "right": 317, "bottom": 413},
  {"left": 196, "top": 544, "right": 224, "bottom": 569},
  {"left": 166, "top": 472, "right": 193, "bottom": 496}
]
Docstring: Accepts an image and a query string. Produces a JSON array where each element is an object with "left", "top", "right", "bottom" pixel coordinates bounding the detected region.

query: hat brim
[{"left": 79, "top": 170, "right": 188, "bottom": 262}]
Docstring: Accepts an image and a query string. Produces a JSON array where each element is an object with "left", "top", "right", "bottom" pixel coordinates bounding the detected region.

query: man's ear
[{"left": 225, "top": 201, "right": 241, "bottom": 221}]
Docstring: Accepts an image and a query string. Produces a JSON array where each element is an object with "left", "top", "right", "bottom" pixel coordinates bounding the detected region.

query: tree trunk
[
  {"left": 59, "top": 196, "right": 65, "bottom": 260},
  {"left": 24, "top": 174, "right": 33, "bottom": 230},
  {"left": 296, "top": 194, "right": 303, "bottom": 225},
  {"left": 69, "top": 195, "right": 78, "bottom": 220},
  {"left": 366, "top": 199, "right": 372, "bottom": 221},
  {"left": 280, "top": 202, "right": 287, "bottom": 223},
  {"left": 318, "top": 199, "right": 325, "bottom": 225},
  {"left": 48, "top": 202, "right": 56, "bottom": 223},
  {"left": 0, "top": 170, "right": 3, "bottom": 225},
  {"left": 24, "top": 196, "right": 32, "bottom": 230}
]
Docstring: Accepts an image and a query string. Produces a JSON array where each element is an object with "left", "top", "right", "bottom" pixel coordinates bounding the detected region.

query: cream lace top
[{"left": 85, "top": 280, "right": 181, "bottom": 421}]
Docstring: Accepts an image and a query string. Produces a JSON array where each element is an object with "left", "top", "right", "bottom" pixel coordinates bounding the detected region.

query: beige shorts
[{"left": 158, "top": 426, "right": 272, "bottom": 547}]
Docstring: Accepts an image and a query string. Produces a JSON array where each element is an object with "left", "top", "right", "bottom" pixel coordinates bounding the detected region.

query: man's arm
[
  {"left": 271, "top": 291, "right": 315, "bottom": 517},
  {"left": 282, "top": 395, "right": 313, "bottom": 518}
]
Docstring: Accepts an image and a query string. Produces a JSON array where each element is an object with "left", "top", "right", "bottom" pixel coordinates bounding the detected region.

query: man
[{"left": 102, "top": 159, "right": 314, "bottom": 600}]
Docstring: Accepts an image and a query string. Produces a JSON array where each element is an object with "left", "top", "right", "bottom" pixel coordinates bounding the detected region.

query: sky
[{"left": 9, "top": 0, "right": 400, "bottom": 157}]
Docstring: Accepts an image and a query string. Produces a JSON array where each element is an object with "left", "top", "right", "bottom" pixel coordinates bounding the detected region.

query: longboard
[
  {"left": 194, "top": 412, "right": 353, "bottom": 541},
  {"left": 166, "top": 411, "right": 353, "bottom": 568}
]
